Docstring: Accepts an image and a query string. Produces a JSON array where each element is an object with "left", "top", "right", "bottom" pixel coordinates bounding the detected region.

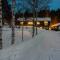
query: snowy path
[{"left": 0, "top": 29, "right": 60, "bottom": 60}]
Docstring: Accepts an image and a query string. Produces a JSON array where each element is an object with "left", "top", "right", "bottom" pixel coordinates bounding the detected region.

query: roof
[
  {"left": 17, "top": 17, "right": 51, "bottom": 21},
  {"left": 51, "top": 23, "right": 60, "bottom": 27}
]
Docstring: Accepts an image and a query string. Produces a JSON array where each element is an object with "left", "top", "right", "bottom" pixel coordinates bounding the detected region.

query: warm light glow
[
  {"left": 20, "top": 22, "right": 24, "bottom": 25},
  {"left": 28, "top": 22, "right": 33, "bottom": 25},
  {"left": 51, "top": 25, "right": 56, "bottom": 27},
  {"left": 40, "top": 27, "right": 43, "bottom": 30},
  {"left": 37, "top": 22, "right": 40, "bottom": 25},
  {"left": 44, "top": 21, "right": 48, "bottom": 26},
  {"left": 49, "top": 28, "right": 51, "bottom": 30},
  {"left": 51, "top": 23, "right": 60, "bottom": 27}
]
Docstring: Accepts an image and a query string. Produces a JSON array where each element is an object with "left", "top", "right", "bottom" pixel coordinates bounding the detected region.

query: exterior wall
[
  {"left": 16, "top": 17, "right": 51, "bottom": 29},
  {"left": 15, "top": 21, "right": 50, "bottom": 30},
  {"left": 17, "top": 17, "right": 51, "bottom": 21}
]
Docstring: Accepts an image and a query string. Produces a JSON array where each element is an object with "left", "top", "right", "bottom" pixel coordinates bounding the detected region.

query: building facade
[{"left": 16, "top": 17, "right": 51, "bottom": 29}]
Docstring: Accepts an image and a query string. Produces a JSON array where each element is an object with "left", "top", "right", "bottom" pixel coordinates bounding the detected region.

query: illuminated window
[
  {"left": 28, "top": 22, "right": 33, "bottom": 25},
  {"left": 40, "top": 27, "right": 43, "bottom": 30},
  {"left": 20, "top": 22, "right": 24, "bottom": 25},
  {"left": 49, "top": 28, "right": 51, "bottom": 30},
  {"left": 44, "top": 21, "right": 48, "bottom": 26},
  {"left": 37, "top": 22, "right": 40, "bottom": 25}
]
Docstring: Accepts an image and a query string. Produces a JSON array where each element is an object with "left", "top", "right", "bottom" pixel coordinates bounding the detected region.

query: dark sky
[
  {"left": 8, "top": 0, "right": 60, "bottom": 13},
  {"left": 50, "top": 0, "right": 60, "bottom": 10}
]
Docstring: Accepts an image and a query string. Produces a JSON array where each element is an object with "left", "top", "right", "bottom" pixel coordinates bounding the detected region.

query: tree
[
  {"left": 27, "top": 0, "right": 51, "bottom": 37},
  {"left": 8, "top": 0, "right": 51, "bottom": 42},
  {"left": 11, "top": 0, "right": 16, "bottom": 44},
  {"left": 50, "top": 10, "right": 56, "bottom": 17},
  {"left": 56, "top": 9, "right": 60, "bottom": 23},
  {"left": 0, "top": 0, "right": 2, "bottom": 49},
  {"left": 24, "top": 9, "right": 29, "bottom": 20},
  {"left": 2, "top": 0, "right": 12, "bottom": 26}
]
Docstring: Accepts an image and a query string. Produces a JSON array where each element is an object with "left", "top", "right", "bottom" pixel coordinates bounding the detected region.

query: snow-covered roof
[
  {"left": 51, "top": 23, "right": 60, "bottom": 27},
  {"left": 56, "top": 23, "right": 60, "bottom": 26},
  {"left": 17, "top": 17, "right": 51, "bottom": 21}
]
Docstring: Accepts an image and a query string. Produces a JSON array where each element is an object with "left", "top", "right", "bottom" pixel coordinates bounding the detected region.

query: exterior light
[{"left": 51, "top": 23, "right": 60, "bottom": 27}]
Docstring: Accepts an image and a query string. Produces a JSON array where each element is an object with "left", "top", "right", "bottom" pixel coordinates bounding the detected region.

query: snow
[
  {"left": 2, "top": 26, "right": 32, "bottom": 48},
  {"left": 0, "top": 27, "right": 60, "bottom": 60},
  {"left": 17, "top": 17, "right": 51, "bottom": 21}
]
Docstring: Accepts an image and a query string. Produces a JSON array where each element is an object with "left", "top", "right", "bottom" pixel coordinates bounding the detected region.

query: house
[{"left": 16, "top": 17, "right": 51, "bottom": 29}]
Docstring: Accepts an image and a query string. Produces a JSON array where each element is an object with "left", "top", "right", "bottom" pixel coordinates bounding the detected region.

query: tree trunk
[
  {"left": 11, "top": 17, "right": 15, "bottom": 44},
  {"left": 32, "top": 1, "right": 35, "bottom": 37},
  {"left": 32, "top": 11, "right": 35, "bottom": 37},
  {"left": 21, "top": 13, "right": 24, "bottom": 41},
  {"left": 35, "top": 0, "right": 38, "bottom": 35},
  {"left": 22, "top": 1, "right": 24, "bottom": 41},
  {"left": 0, "top": 0, "right": 2, "bottom": 49},
  {"left": 35, "top": 8, "right": 38, "bottom": 35},
  {"left": 11, "top": 0, "right": 15, "bottom": 45},
  {"left": 0, "top": 26, "right": 2, "bottom": 49}
]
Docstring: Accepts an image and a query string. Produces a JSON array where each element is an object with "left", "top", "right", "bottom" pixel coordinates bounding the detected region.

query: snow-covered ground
[
  {"left": 2, "top": 26, "right": 33, "bottom": 48},
  {"left": 0, "top": 27, "right": 60, "bottom": 60}
]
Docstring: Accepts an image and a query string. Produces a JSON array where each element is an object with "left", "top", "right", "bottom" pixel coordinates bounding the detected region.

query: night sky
[
  {"left": 50, "top": 0, "right": 60, "bottom": 10},
  {"left": 8, "top": 0, "right": 60, "bottom": 13}
]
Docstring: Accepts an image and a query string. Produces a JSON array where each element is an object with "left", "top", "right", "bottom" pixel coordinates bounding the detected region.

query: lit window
[
  {"left": 37, "top": 22, "right": 40, "bottom": 25},
  {"left": 28, "top": 22, "right": 33, "bottom": 25},
  {"left": 49, "top": 28, "right": 51, "bottom": 30},
  {"left": 20, "top": 22, "right": 24, "bottom": 25},
  {"left": 44, "top": 21, "right": 48, "bottom": 26},
  {"left": 40, "top": 27, "right": 43, "bottom": 30}
]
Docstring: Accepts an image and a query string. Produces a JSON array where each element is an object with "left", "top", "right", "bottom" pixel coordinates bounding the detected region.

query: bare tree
[
  {"left": 16, "top": 1, "right": 25, "bottom": 41},
  {"left": 35, "top": 0, "right": 38, "bottom": 35},
  {"left": 21, "top": 1, "right": 24, "bottom": 41},
  {"left": 27, "top": 0, "right": 36, "bottom": 37},
  {"left": 0, "top": 0, "right": 2, "bottom": 49},
  {"left": 11, "top": 0, "right": 16, "bottom": 44},
  {"left": 32, "top": 0, "right": 36, "bottom": 37},
  {"left": 10, "top": 0, "right": 51, "bottom": 43},
  {"left": 27, "top": 0, "right": 51, "bottom": 37},
  {"left": 27, "top": 0, "right": 38, "bottom": 37}
]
